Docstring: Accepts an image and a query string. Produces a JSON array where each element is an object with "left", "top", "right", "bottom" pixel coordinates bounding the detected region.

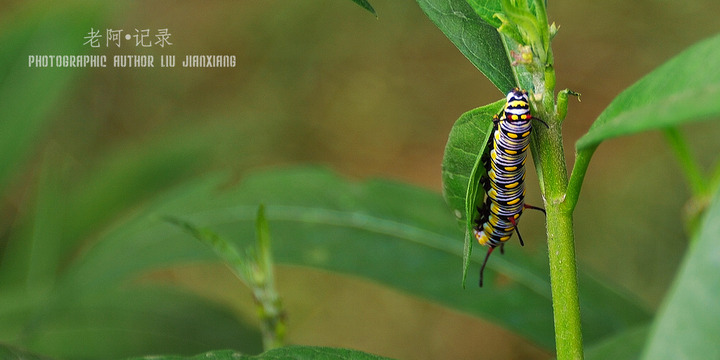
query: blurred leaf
[
  {"left": 21, "top": 287, "right": 261, "bottom": 359},
  {"left": 165, "top": 217, "right": 248, "bottom": 281},
  {"left": 0, "top": 140, "right": 206, "bottom": 288},
  {"left": 56, "top": 167, "right": 650, "bottom": 349},
  {"left": 48, "top": 175, "right": 224, "bottom": 298},
  {"left": 584, "top": 325, "right": 649, "bottom": 360},
  {"left": 576, "top": 274, "right": 652, "bottom": 349},
  {"left": 348, "top": 0, "right": 377, "bottom": 16},
  {"left": 126, "top": 350, "right": 243, "bottom": 360},
  {"left": 6, "top": 149, "right": 67, "bottom": 289},
  {"left": 0, "top": 138, "right": 214, "bottom": 357},
  {"left": 440, "top": 100, "right": 503, "bottom": 286},
  {"left": 254, "top": 204, "right": 274, "bottom": 285},
  {"left": 415, "top": 0, "right": 515, "bottom": 92},
  {"left": 0, "top": 344, "right": 53, "bottom": 360},
  {"left": 640, "top": 186, "right": 720, "bottom": 359},
  {"left": 576, "top": 32, "right": 720, "bottom": 151},
  {"left": 252, "top": 346, "right": 392, "bottom": 359},
  {"left": 124, "top": 346, "right": 394, "bottom": 360},
  {"left": 0, "top": 4, "right": 102, "bottom": 191}
]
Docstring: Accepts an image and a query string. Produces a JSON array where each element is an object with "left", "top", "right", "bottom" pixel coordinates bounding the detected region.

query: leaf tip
[{"left": 350, "top": 0, "right": 377, "bottom": 17}]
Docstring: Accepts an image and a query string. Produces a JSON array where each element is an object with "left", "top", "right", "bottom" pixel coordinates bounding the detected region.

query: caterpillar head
[{"left": 506, "top": 88, "right": 529, "bottom": 105}]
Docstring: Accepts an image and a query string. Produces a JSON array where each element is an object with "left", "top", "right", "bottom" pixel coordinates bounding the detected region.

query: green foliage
[
  {"left": 2, "top": 0, "right": 720, "bottom": 359},
  {"left": 20, "top": 288, "right": 261, "bottom": 359},
  {"left": 465, "top": 0, "right": 503, "bottom": 28},
  {"left": 0, "top": 4, "right": 100, "bottom": 190},
  {"left": 568, "top": 32, "right": 720, "bottom": 213},
  {"left": 415, "top": 0, "right": 515, "bottom": 92},
  {"left": 0, "top": 64, "right": 246, "bottom": 359},
  {"left": 0, "top": 159, "right": 651, "bottom": 355},
  {"left": 440, "top": 102, "right": 501, "bottom": 226},
  {"left": 496, "top": 0, "right": 552, "bottom": 66},
  {"left": 167, "top": 205, "right": 286, "bottom": 351},
  {"left": 576, "top": 33, "right": 720, "bottom": 151},
  {"left": 2, "top": 155, "right": 651, "bottom": 355},
  {"left": 422, "top": 0, "right": 720, "bottom": 358},
  {"left": 122, "top": 346, "right": 393, "bottom": 360},
  {"left": 0, "top": 5, "right": 244, "bottom": 358},
  {"left": 0, "top": 344, "right": 53, "bottom": 360},
  {"left": 166, "top": 217, "right": 249, "bottom": 279},
  {"left": 439, "top": 101, "right": 501, "bottom": 285},
  {"left": 79, "top": 167, "right": 643, "bottom": 350},
  {"left": 585, "top": 326, "right": 649, "bottom": 360},
  {"left": 348, "top": 0, "right": 377, "bottom": 17},
  {"left": 640, "top": 186, "right": 720, "bottom": 359},
  {"left": 0, "top": 345, "right": 392, "bottom": 360}
]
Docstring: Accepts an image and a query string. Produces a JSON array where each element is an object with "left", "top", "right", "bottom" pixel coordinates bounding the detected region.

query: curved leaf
[
  {"left": 0, "top": 141, "right": 207, "bottom": 288},
  {"left": 0, "top": 344, "right": 52, "bottom": 360},
  {"left": 57, "top": 169, "right": 557, "bottom": 347},
  {"left": 466, "top": 0, "right": 503, "bottom": 28},
  {"left": 640, "top": 186, "right": 720, "bottom": 359},
  {"left": 415, "top": 0, "right": 515, "bottom": 92},
  {"left": 54, "top": 167, "right": 651, "bottom": 350},
  {"left": 348, "top": 0, "right": 377, "bottom": 17},
  {"left": 440, "top": 100, "right": 503, "bottom": 285},
  {"left": 585, "top": 325, "right": 649, "bottom": 360},
  {"left": 576, "top": 32, "right": 720, "bottom": 150},
  {"left": 124, "top": 346, "right": 393, "bottom": 360},
  {"left": 440, "top": 101, "right": 503, "bottom": 225},
  {"left": 20, "top": 288, "right": 262, "bottom": 359}
]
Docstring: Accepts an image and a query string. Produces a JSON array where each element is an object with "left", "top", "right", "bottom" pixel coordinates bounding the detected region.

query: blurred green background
[{"left": 2, "top": 0, "right": 720, "bottom": 359}]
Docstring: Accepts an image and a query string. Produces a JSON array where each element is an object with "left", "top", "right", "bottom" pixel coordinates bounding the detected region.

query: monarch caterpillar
[{"left": 474, "top": 88, "right": 547, "bottom": 287}]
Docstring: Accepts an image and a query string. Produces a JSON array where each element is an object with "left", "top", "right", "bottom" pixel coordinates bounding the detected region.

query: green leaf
[
  {"left": 576, "top": 33, "right": 720, "bottom": 151},
  {"left": 569, "top": 33, "right": 720, "bottom": 213},
  {"left": 348, "top": 0, "right": 377, "bottom": 17},
  {"left": 584, "top": 325, "right": 649, "bottom": 360},
  {"left": 165, "top": 217, "right": 249, "bottom": 282},
  {"left": 441, "top": 101, "right": 502, "bottom": 225},
  {"left": 640, "top": 186, "right": 720, "bottom": 359},
  {"left": 123, "top": 346, "right": 394, "bottom": 360},
  {"left": 440, "top": 100, "right": 503, "bottom": 285},
  {"left": 466, "top": 0, "right": 503, "bottom": 27},
  {"left": 20, "top": 288, "right": 262, "bottom": 359},
  {"left": 576, "top": 277, "right": 651, "bottom": 349},
  {"left": 61, "top": 169, "right": 558, "bottom": 346},
  {"left": 254, "top": 204, "right": 274, "bottom": 285},
  {"left": 247, "top": 346, "right": 393, "bottom": 359},
  {"left": 0, "top": 140, "right": 206, "bottom": 288},
  {"left": 0, "top": 4, "right": 103, "bottom": 191},
  {"left": 59, "top": 167, "right": 651, "bottom": 349},
  {"left": 166, "top": 209, "right": 286, "bottom": 351},
  {"left": 0, "top": 344, "right": 53, "bottom": 360},
  {"left": 415, "top": 0, "right": 515, "bottom": 92}
]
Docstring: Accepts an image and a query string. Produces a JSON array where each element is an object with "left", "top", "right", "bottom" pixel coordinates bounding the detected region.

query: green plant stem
[
  {"left": 533, "top": 115, "right": 584, "bottom": 360},
  {"left": 252, "top": 204, "right": 286, "bottom": 350},
  {"left": 530, "top": 72, "right": 583, "bottom": 358},
  {"left": 253, "top": 286, "right": 285, "bottom": 351},
  {"left": 545, "top": 204, "right": 583, "bottom": 360},
  {"left": 497, "top": 2, "right": 584, "bottom": 356},
  {"left": 663, "top": 128, "right": 714, "bottom": 238},
  {"left": 663, "top": 128, "right": 707, "bottom": 197},
  {"left": 165, "top": 206, "right": 286, "bottom": 351},
  {"left": 533, "top": 54, "right": 584, "bottom": 360}
]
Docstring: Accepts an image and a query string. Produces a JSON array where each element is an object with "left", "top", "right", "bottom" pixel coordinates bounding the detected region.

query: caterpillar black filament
[{"left": 473, "top": 88, "right": 546, "bottom": 287}]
